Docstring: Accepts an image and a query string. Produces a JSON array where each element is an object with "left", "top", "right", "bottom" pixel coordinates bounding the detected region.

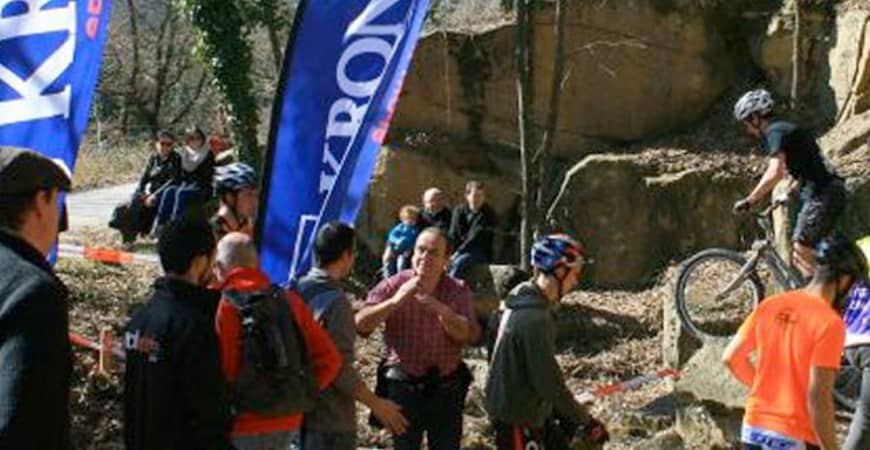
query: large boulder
[
  {"left": 674, "top": 396, "right": 743, "bottom": 450},
  {"left": 391, "top": 1, "right": 736, "bottom": 157},
  {"left": 661, "top": 268, "right": 702, "bottom": 368},
  {"left": 830, "top": 7, "right": 870, "bottom": 123},
  {"left": 672, "top": 339, "right": 746, "bottom": 449},
  {"left": 748, "top": 1, "right": 834, "bottom": 116},
  {"left": 355, "top": 144, "right": 520, "bottom": 259},
  {"left": 547, "top": 150, "right": 756, "bottom": 287},
  {"left": 674, "top": 339, "right": 746, "bottom": 410},
  {"left": 463, "top": 264, "right": 530, "bottom": 315},
  {"left": 823, "top": 111, "right": 870, "bottom": 239}
]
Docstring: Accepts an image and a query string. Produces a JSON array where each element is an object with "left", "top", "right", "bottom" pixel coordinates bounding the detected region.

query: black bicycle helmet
[{"left": 815, "top": 235, "right": 869, "bottom": 282}]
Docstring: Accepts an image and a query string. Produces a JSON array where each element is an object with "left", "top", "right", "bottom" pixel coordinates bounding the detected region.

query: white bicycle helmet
[{"left": 733, "top": 89, "right": 774, "bottom": 121}]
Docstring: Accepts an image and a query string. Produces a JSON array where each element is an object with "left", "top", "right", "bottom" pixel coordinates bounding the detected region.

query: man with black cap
[{"left": 0, "top": 146, "right": 74, "bottom": 449}]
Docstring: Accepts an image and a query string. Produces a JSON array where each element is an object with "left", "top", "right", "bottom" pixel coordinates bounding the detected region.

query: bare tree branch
[{"left": 170, "top": 70, "right": 209, "bottom": 125}]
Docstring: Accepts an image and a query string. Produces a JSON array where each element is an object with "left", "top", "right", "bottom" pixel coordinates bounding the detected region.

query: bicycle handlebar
[{"left": 757, "top": 198, "right": 789, "bottom": 218}]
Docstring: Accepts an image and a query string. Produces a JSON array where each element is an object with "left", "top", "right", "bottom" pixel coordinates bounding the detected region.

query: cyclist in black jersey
[
  {"left": 732, "top": 89, "right": 847, "bottom": 279},
  {"left": 211, "top": 162, "right": 259, "bottom": 239}
]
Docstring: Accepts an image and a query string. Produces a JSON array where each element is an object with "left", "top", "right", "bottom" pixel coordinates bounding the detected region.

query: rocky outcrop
[
  {"left": 355, "top": 144, "right": 520, "bottom": 258},
  {"left": 546, "top": 150, "right": 756, "bottom": 287},
  {"left": 831, "top": 7, "right": 870, "bottom": 124},
  {"left": 750, "top": 2, "right": 870, "bottom": 123},
  {"left": 674, "top": 339, "right": 746, "bottom": 410},
  {"left": 748, "top": 1, "right": 834, "bottom": 115},
  {"left": 463, "top": 264, "right": 530, "bottom": 315},
  {"left": 822, "top": 111, "right": 870, "bottom": 239},
  {"left": 392, "top": 0, "right": 736, "bottom": 157},
  {"left": 661, "top": 268, "right": 702, "bottom": 368}
]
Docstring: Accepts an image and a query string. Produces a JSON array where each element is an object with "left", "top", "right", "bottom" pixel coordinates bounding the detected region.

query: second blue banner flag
[{"left": 258, "top": 0, "right": 431, "bottom": 283}]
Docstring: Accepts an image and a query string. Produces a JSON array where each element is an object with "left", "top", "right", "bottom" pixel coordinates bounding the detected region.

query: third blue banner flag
[{"left": 258, "top": 0, "right": 430, "bottom": 282}]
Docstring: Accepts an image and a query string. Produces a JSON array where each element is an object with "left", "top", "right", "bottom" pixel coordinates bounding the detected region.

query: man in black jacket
[
  {"left": 420, "top": 188, "right": 451, "bottom": 232},
  {"left": 0, "top": 147, "right": 73, "bottom": 450},
  {"left": 448, "top": 180, "right": 497, "bottom": 280},
  {"left": 123, "top": 219, "right": 235, "bottom": 450},
  {"left": 118, "top": 130, "right": 181, "bottom": 244}
]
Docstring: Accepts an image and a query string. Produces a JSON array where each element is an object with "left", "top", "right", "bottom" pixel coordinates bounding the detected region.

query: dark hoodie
[{"left": 484, "top": 281, "right": 590, "bottom": 428}]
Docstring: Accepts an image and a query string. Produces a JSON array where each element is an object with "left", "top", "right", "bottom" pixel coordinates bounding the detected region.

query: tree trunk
[
  {"left": 123, "top": 0, "right": 141, "bottom": 134},
  {"left": 535, "top": 0, "right": 565, "bottom": 234},
  {"left": 516, "top": 0, "right": 533, "bottom": 270},
  {"left": 267, "top": 23, "right": 283, "bottom": 74},
  {"left": 791, "top": 0, "right": 801, "bottom": 109}
]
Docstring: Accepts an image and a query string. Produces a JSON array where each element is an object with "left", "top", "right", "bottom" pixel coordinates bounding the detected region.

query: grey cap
[{"left": 0, "top": 146, "right": 72, "bottom": 196}]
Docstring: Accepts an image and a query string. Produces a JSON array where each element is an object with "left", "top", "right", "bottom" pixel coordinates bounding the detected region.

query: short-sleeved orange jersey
[{"left": 738, "top": 290, "right": 845, "bottom": 445}]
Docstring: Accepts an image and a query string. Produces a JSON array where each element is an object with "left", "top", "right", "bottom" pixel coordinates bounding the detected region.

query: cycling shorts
[{"left": 793, "top": 179, "right": 846, "bottom": 246}]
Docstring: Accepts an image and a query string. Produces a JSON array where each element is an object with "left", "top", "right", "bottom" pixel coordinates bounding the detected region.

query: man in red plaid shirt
[{"left": 356, "top": 227, "right": 479, "bottom": 450}]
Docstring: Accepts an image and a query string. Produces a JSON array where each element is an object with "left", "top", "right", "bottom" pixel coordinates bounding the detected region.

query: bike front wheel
[{"left": 675, "top": 249, "right": 765, "bottom": 340}]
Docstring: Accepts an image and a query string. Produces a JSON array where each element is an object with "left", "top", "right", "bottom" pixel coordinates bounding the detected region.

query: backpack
[{"left": 224, "top": 286, "right": 317, "bottom": 416}]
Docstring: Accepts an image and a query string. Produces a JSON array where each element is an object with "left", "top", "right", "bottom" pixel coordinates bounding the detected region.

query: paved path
[{"left": 66, "top": 183, "right": 136, "bottom": 230}]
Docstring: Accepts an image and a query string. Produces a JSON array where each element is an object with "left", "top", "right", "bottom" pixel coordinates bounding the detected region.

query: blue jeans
[
  {"left": 301, "top": 430, "right": 355, "bottom": 450},
  {"left": 383, "top": 253, "right": 412, "bottom": 278},
  {"left": 233, "top": 430, "right": 299, "bottom": 450}
]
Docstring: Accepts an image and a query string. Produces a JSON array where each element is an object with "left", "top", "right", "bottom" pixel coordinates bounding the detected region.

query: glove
[
  {"left": 732, "top": 198, "right": 752, "bottom": 214},
  {"left": 572, "top": 418, "right": 609, "bottom": 449}
]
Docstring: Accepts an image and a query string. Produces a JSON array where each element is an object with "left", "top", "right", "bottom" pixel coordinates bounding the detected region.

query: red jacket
[{"left": 214, "top": 267, "right": 341, "bottom": 435}]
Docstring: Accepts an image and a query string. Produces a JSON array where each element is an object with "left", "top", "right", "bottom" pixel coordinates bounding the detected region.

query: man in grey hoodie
[
  {"left": 485, "top": 234, "right": 609, "bottom": 450},
  {"left": 296, "top": 222, "right": 408, "bottom": 449}
]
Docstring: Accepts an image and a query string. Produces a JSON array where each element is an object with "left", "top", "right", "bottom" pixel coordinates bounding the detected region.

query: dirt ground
[{"left": 61, "top": 227, "right": 674, "bottom": 450}]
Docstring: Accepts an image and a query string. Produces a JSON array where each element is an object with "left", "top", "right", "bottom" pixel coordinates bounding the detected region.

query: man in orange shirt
[
  {"left": 723, "top": 235, "right": 868, "bottom": 450},
  {"left": 213, "top": 232, "right": 341, "bottom": 450}
]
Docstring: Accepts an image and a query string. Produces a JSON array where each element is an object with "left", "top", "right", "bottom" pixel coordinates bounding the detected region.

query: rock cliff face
[
  {"left": 546, "top": 150, "right": 757, "bottom": 287},
  {"left": 355, "top": 1, "right": 870, "bottom": 289},
  {"left": 392, "top": 0, "right": 738, "bottom": 157}
]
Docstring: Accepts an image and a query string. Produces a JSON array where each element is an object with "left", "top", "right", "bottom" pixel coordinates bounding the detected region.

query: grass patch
[{"left": 74, "top": 138, "right": 151, "bottom": 191}]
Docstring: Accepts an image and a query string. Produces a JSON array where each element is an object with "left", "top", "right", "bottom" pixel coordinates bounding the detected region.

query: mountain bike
[{"left": 674, "top": 199, "right": 861, "bottom": 411}]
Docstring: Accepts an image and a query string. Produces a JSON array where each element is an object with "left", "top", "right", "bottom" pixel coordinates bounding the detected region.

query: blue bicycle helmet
[
  {"left": 816, "top": 235, "right": 869, "bottom": 282},
  {"left": 531, "top": 234, "right": 586, "bottom": 275},
  {"left": 213, "top": 162, "right": 258, "bottom": 195}
]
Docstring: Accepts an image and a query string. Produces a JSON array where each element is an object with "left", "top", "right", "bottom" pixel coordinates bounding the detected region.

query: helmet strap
[
  {"left": 554, "top": 266, "right": 568, "bottom": 299},
  {"left": 223, "top": 193, "right": 243, "bottom": 226}
]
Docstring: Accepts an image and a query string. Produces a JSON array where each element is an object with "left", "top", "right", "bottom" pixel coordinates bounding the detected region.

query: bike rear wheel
[{"left": 675, "top": 249, "right": 764, "bottom": 340}]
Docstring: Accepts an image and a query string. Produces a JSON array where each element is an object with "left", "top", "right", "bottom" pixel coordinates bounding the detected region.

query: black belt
[{"left": 383, "top": 363, "right": 470, "bottom": 391}]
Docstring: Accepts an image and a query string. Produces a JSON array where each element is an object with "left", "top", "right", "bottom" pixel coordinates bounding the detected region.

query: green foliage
[{"left": 176, "top": 0, "right": 262, "bottom": 168}]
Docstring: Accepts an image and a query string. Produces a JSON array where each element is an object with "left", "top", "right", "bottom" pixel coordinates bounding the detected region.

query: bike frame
[{"left": 716, "top": 201, "right": 802, "bottom": 300}]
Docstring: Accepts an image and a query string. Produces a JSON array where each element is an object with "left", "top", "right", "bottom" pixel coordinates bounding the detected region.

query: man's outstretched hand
[{"left": 370, "top": 397, "right": 408, "bottom": 436}]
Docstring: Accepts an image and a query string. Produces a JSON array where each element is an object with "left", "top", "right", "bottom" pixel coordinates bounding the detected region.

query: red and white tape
[
  {"left": 576, "top": 368, "right": 681, "bottom": 403},
  {"left": 58, "top": 243, "right": 158, "bottom": 265}
]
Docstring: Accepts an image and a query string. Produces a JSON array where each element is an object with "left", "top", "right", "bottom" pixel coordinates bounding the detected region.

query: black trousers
[{"left": 382, "top": 366, "right": 471, "bottom": 450}]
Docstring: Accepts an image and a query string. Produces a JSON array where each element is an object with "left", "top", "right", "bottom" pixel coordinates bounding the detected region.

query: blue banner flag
[
  {"left": 258, "top": 0, "right": 430, "bottom": 282},
  {"left": 0, "top": 0, "right": 112, "bottom": 174}
]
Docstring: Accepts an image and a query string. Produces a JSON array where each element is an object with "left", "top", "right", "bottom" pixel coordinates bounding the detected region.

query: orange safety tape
[
  {"left": 82, "top": 246, "right": 135, "bottom": 264},
  {"left": 59, "top": 243, "right": 158, "bottom": 265}
]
